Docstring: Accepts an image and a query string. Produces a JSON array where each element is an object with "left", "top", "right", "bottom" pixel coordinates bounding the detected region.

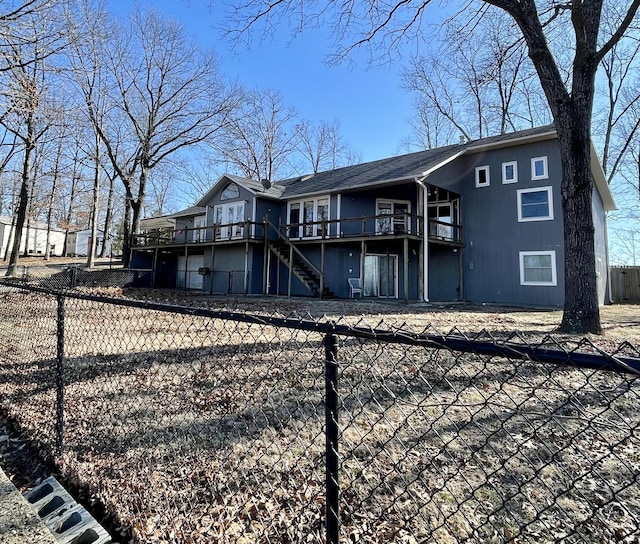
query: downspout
[{"left": 415, "top": 176, "right": 430, "bottom": 302}]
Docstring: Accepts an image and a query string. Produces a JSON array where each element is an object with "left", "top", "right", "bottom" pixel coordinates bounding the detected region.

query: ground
[
  {"left": 0, "top": 258, "right": 638, "bottom": 543},
  {"left": 4, "top": 256, "right": 639, "bottom": 345}
]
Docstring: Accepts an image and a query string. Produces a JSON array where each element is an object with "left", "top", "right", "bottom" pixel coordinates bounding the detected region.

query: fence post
[
  {"left": 324, "top": 329, "right": 339, "bottom": 544},
  {"left": 69, "top": 265, "right": 77, "bottom": 289},
  {"left": 55, "top": 294, "right": 65, "bottom": 456}
]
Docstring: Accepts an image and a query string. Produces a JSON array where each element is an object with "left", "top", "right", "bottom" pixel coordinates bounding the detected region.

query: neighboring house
[
  {"left": 0, "top": 216, "right": 65, "bottom": 258},
  {"left": 132, "top": 126, "right": 616, "bottom": 306},
  {"left": 65, "top": 229, "right": 111, "bottom": 257}
]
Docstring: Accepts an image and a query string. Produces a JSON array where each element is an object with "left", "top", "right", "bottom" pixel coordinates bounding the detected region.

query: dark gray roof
[
  {"left": 273, "top": 124, "right": 557, "bottom": 199},
  {"left": 276, "top": 144, "right": 464, "bottom": 198},
  {"left": 170, "top": 205, "right": 206, "bottom": 218},
  {"left": 196, "top": 174, "right": 285, "bottom": 206}
]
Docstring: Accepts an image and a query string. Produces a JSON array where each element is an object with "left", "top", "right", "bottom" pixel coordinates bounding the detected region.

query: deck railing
[{"left": 133, "top": 214, "right": 462, "bottom": 246}]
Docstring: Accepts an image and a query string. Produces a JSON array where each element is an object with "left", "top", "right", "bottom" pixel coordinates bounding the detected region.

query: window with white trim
[
  {"left": 502, "top": 161, "right": 518, "bottom": 184},
  {"left": 220, "top": 183, "right": 240, "bottom": 200},
  {"left": 517, "top": 186, "right": 554, "bottom": 221},
  {"left": 376, "top": 199, "right": 411, "bottom": 234},
  {"left": 287, "top": 196, "right": 330, "bottom": 238},
  {"left": 213, "top": 201, "right": 245, "bottom": 239},
  {"left": 475, "top": 165, "right": 490, "bottom": 187},
  {"left": 531, "top": 156, "right": 548, "bottom": 180},
  {"left": 519, "top": 251, "right": 557, "bottom": 286}
]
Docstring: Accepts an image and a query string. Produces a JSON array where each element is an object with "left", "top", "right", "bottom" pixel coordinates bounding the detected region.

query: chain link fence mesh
[{"left": 0, "top": 281, "right": 639, "bottom": 543}]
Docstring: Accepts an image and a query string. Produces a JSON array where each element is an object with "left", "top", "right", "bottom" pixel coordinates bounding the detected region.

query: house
[
  {"left": 0, "top": 216, "right": 65, "bottom": 258},
  {"left": 65, "top": 229, "right": 111, "bottom": 257},
  {"left": 132, "top": 126, "right": 616, "bottom": 306}
]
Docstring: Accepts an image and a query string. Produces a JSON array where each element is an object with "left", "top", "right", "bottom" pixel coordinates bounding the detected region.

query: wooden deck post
[{"left": 403, "top": 237, "right": 409, "bottom": 302}]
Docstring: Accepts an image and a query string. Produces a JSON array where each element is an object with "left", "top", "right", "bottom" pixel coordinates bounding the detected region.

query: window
[
  {"left": 475, "top": 165, "right": 490, "bottom": 187},
  {"left": 531, "top": 156, "right": 548, "bottom": 180},
  {"left": 376, "top": 200, "right": 410, "bottom": 234},
  {"left": 287, "top": 196, "right": 330, "bottom": 238},
  {"left": 428, "top": 200, "right": 459, "bottom": 241},
  {"left": 518, "top": 186, "right": 553, "bottom": 221},
  {"left": 220, "top": 183, "right": 240, "bottom": 200},
  {"left": 193, "top": 216, "right": 206, "bottom": 242},
  {"left": 502, "top": 161, "right": 518, "bottom": 184},
  {"left": 213, "top": 202, "right": 245, "bottom": 239},
  {"left": 520, "top": 251, "right": 557, "bottom": 286}
]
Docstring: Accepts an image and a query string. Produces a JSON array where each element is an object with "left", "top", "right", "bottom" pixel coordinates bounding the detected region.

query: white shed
[
  {"left": 0, "top": 216, "right": 65, "bottom": 257},
  {"left": 65, "top": 229, "right": 112, "bottom": 257}
]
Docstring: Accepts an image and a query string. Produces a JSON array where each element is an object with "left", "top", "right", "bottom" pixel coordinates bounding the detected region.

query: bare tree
[
  {"left": 147, "top": 161, "right": 180, "bottom": 216},
  {"left": 80, "top": 6, "right": 238, "bottom": 267},
  {"left": 98, "top": 164, "right": 116, "bottom": 257},
  {"left": 0, "top": 129, "right": 19, "bottom": 213},
  {"left": 226, "top": 0, "right": 640, "bottom": 334},
  {"left": 595, "top": 26, "right": 640, "bottom": 184},
  {"left": 0, "top": 1, "right": 61, "bottom": 73},
  {"left": 170, "top": 154, "right": 220, "bottom": 205},
  {"left": 295, "top": 119, "right": 359, "bottom": 173},
  {"left": 402, "top": 10, "right": 550, "bottom": 146},
  {"left": 0, "top": 6, "right": 65, "bottom": 275},
  {"left": 214, "top": 87, "right": 299, "bottom": 182}
]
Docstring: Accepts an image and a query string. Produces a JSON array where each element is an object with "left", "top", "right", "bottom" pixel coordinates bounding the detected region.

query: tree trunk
[
  {"left": 124, "top": 164, "right": 148, "bottom": 269},
  {"left": 44, "top": 143, "right": 63, "bottom": 261},
  {"left": 555, "top": 116, "right": 602, "bottom": 334},
  {"left": 126, "top": 199, "right": 142, "bottom": 269},
  {"left": 98, "top": 173, "right": 114, "bottom": 258},
  {"left": 121, "top": 196, "right": 132, "bottom": 268},
  {"left": 87, "top": 137, "right": 101, "bottom": 268},
  {"left": 6, "top": 139, "right": 34, "bottom": 276}
]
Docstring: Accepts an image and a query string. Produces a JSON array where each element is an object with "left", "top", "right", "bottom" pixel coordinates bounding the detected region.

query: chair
[{"left": 348, "top": 278, "right": 362, "bottom": 298}]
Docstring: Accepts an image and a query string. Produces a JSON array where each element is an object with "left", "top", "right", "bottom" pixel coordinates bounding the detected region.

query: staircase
[{"left": 268, "top": 240, "right": 334, "bottom": 298}]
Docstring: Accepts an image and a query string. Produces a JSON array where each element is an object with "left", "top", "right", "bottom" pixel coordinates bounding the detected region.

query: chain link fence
[
  {"left": 0, "top": 280, "right": 639, "bottom": 543},
  {"left": 9, "top": 264, "right": 152, "bottom": 290}
]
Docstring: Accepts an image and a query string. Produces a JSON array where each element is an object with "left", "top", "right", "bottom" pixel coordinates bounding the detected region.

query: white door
[
  {"left": 214, "top": 202, "right": 245, "bottom": 240},
  {"left": 177, "top": 255, "right": 204, "bottom": 290},
  {"left": 193, "top": 216, "right": 206, "bottom": 242}
]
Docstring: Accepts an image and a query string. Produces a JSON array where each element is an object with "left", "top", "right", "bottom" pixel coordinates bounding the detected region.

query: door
[
  {"left": 214, "top": 202, "right": 245, "bottom": 240},
  {"left": 177, "top": 255, "right": 204, "bottom": 290},
  {"left": 364, "top": 254, "right": 398, "bottom": 298},
  {"left": 193, "top": 216, "right": 206, "bottom": 242}
]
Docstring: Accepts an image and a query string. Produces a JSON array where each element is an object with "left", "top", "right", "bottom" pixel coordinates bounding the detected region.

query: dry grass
[{"left": 0, "top": 285, "right": 639, "bottom": 543}]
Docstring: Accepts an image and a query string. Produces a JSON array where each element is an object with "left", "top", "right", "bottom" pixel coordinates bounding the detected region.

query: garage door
[{"left": 177, "top": 255, "right": 204, "bottom": 290}]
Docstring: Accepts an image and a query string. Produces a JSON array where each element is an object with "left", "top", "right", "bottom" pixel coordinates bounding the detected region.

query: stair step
[{"left": 268, "top": 241, "right": 331, "bottom": 299}]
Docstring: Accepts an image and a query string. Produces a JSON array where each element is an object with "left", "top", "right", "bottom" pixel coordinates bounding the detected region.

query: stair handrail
[{"left": 264, "top": 217, "right": 324, "bottom": 279}]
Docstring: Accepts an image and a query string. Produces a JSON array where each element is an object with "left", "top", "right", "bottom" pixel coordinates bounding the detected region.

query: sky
[{"left": 106, "top": 0, "right": 417, "bottom": 163}]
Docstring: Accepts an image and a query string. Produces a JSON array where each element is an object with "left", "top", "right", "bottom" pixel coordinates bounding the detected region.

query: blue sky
[{"left": 106, "top": 0, "right": 416, "bottom": 163}]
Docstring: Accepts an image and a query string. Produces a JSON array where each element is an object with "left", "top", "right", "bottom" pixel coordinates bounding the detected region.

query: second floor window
[
  {"left": 214, "top": 201, "right": 245, "bottom": 239},
  {"left": 518, "top": 187, "right": 554, "bottom": 222},
  {"left": 502, "top": 161, "right": 518, "bottom": 184},
  {"left": 287, "top": 196, "right": 330, "bottom": 238},
  {"left": 475, "top": 165, "right": 490, "bottom": 187},
  {"left": 531, "top": 156, "right": 548, "bottom": 180},
  {"left": 376, "top": 200, "right": 410, "bottom": 234}
]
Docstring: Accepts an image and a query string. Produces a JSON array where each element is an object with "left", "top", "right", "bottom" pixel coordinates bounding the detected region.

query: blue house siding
[
  {"left": 339, "top": 183, "right": 419, "bottom": 236},
  {"left": 207, "top": 246, "right": 250, "bottom": 294},
  {"left": 134, "top": 127, "right": 614, "bottom": 307},
  {"left": 427, "top": 140, "right": 565, "bottom": 306},
  {"left": 255, "top": 198, "right": 284, "bottom": 234},
  {"left": 429, "top": 246, "right": 460, "bottom": 301}
]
